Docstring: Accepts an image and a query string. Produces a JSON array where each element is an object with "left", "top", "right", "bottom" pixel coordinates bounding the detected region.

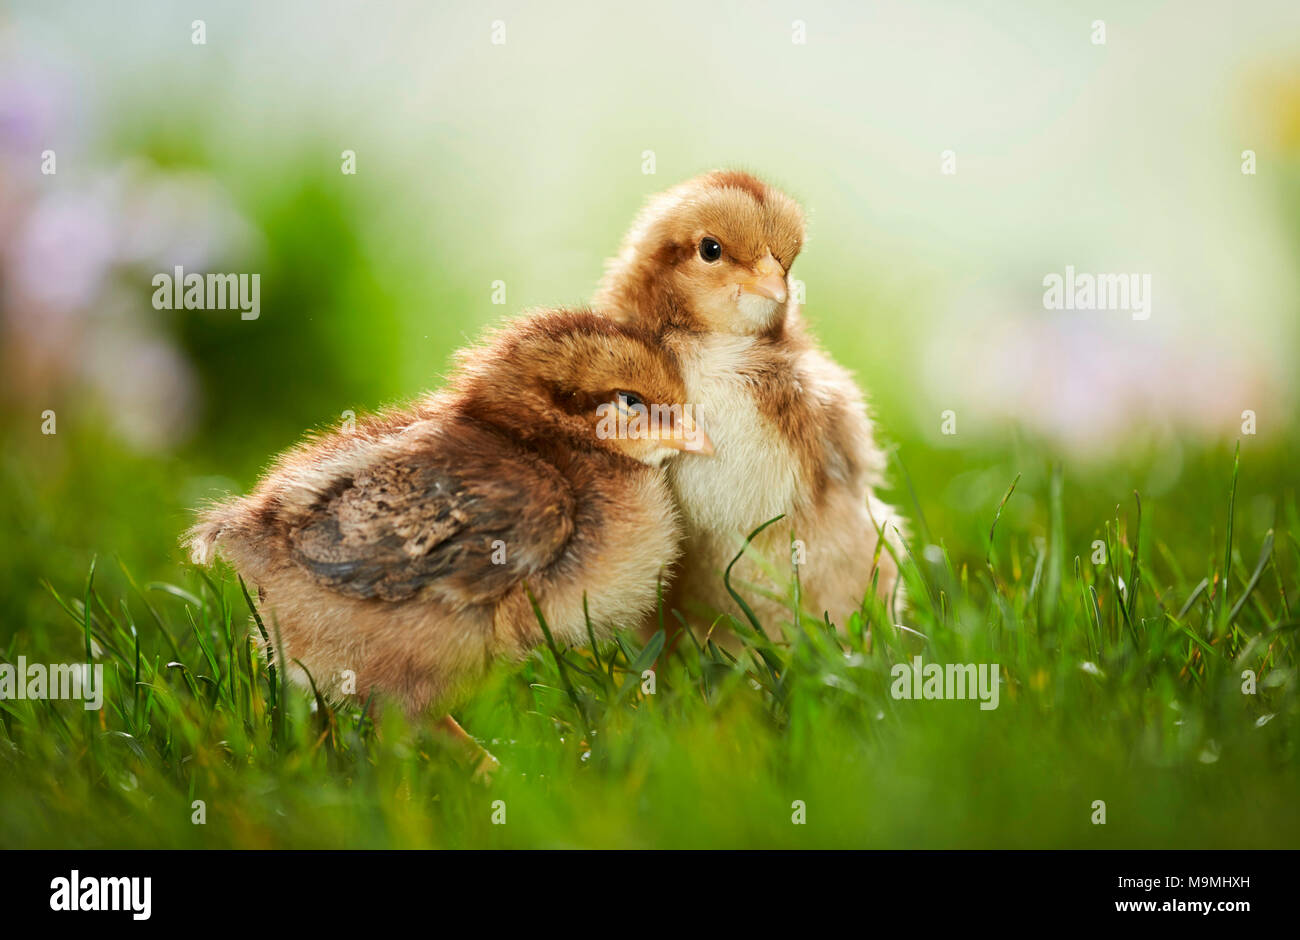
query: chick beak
[
  {"left": 741, "top": 251, "right": 788, "bottom": 304},
  {"left": 652, "top": 409, "right": 715, "bottom": 456}
]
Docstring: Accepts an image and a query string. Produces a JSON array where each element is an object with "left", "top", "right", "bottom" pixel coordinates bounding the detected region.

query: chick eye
[
  {"left": 698, "top": 237, "right": 722, "bottom": 263},
  {"left": 616, "top": 391, "right": 645, "bottom": 411}
]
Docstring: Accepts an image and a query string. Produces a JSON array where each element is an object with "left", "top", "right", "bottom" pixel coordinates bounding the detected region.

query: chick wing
[{"left": 288, "top": 426, "right": 576, "bottom": 606}]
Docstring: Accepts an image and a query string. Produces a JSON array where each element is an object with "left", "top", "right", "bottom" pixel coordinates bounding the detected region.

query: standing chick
[
  {"left": 185, "top": 309, "right": 711, "bottom": 770},
  {"left": 594, "top": 170, "right": 902, "bottom": 635}
]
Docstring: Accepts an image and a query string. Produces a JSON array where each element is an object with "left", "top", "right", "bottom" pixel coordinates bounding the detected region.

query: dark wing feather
[{"left": 289, "top": 430, "right": 575, "bottom": 605}]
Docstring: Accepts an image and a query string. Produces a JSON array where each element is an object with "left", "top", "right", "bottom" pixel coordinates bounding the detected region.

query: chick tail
[{"left": 183, "top": 501, "right": 241, "bottom": 567}]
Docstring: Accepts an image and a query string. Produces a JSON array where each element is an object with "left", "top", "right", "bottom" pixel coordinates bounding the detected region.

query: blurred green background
[
  {"left": 3, "top": 1, "right": 1297, "bottom": 634},
  {"left": 1, "top": 2, "right": 1299, "bottom": 848}
]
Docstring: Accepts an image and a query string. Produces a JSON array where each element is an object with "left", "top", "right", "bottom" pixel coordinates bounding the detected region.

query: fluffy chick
[
  {"left": 594, "top": 170, "right": 903, "bottom": 634},
  {"left": 186, "top": 309, "right": 710, "bottom": 762}
]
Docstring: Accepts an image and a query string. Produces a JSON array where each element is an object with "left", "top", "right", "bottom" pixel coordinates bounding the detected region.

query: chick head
[
  {"left": 456, "top": 309, "right": 714, "bottom": 466},
  {"left": 598, "top": 170, "right": 806, "bottom": 335}
]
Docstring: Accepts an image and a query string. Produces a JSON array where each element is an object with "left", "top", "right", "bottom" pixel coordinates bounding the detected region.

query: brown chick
[
  {"left": 593, "top": 170, "right": 903, "bottom": 638},
  {"left": 185, "top": 309, "right": 711, "bottom": 771}
]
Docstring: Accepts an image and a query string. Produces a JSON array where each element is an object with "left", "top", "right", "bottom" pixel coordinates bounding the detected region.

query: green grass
[{"left": 1, "top": 439, "right": 1297, "bottom": 849}]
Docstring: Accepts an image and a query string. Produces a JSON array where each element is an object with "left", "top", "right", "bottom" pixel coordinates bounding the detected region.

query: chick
[
  {"left": 594, "top": 170, "right": 903, "bottom": 636},
  {"left": 185, "top": 309, "right": 711, "bottom": 770}
]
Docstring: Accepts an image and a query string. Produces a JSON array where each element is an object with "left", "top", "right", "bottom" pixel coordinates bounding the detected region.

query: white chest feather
[{"left": 668, "top": 334, "right": 800, "bottom": 535}]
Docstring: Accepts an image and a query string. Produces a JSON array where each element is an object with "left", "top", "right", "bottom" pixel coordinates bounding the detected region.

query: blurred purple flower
[
  {"left": 0, "top": 58, "right": 257, "bottom": 453},
  {"left": 923, "top": 302, "right": 1274, "bottom": 457}
]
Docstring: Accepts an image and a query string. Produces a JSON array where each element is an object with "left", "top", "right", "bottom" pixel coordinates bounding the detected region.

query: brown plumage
[
  {"left": 594, "top": 170, "right": 904, "bottom": 636},
  {"left": 185, "top": 309, "right": 712, "bottom": 749}
]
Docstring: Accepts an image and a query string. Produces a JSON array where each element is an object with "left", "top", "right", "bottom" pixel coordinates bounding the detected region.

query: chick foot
[{"left": 436, "top": 714, "right": 500, "bottom": 784}]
